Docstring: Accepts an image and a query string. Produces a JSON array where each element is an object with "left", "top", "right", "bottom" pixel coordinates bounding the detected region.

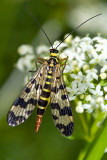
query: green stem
[
  {"left": 83, "top": 118, "right": 107, "bottom": 160},
  {"left": 79, "top": 114, "right": 88, "bottom": 136}
]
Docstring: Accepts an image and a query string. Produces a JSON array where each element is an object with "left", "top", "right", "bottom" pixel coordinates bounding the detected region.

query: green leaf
[
  {"left": 100, "top": 79, "right": 107, "bottom": 86},
  {"left": 83, "top": 118, "right": 107, "bottom": 160}
]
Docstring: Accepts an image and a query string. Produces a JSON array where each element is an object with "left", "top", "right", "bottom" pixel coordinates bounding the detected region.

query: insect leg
[
  {"left": 60, "top": 57, "right": 68, "bottom": 71},
  {"left": 29, "top": 58, "right": 43, "bottom": 72},
  {"left": 37, "top": 57, "right": 46, "bottom": 62},
  {"left": 59, "top": 57, "right": 68, "bottom": 63}
]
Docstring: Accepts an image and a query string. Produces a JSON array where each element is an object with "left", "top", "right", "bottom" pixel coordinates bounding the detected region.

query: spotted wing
[
  {"left": 7, "top": 63, "right": 48, "bottom": 126},
  {"left": 51, "top": 66, "right": 74, "bottom": 136}
]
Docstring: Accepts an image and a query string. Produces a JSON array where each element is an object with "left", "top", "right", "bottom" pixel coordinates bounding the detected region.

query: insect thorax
[{"left": 47, "top": 48, "right": 59, "bottom": 66}]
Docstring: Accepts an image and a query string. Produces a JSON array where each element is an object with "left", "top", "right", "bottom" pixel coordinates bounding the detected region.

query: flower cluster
[{"left": 16, "top": 35, "right": 107, "bottom": 115}]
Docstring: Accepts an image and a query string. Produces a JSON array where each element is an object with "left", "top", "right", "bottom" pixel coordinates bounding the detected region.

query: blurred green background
[{"left": 0, "top": 0, "right": 107, "bottom": 160}]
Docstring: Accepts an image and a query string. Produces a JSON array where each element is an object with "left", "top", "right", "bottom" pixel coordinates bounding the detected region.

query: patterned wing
[
  {"left": 51, "top": 66, "right": 74, "bottom": 136},
  {"left": 7, "top": 63, "right": 48, "bottom": 126}
]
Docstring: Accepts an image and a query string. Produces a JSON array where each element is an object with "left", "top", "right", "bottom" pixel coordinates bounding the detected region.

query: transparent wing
[
  {"left": 51, "top": 66, "right": 74, "bottom": 136},
  {"left": 7, "top": 63, "right": 48, "bottom": 126}
]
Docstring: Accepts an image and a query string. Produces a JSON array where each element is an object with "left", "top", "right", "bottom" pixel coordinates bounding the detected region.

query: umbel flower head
[{"left": 16, "top": 35, "right": 107, "bottom": 116}]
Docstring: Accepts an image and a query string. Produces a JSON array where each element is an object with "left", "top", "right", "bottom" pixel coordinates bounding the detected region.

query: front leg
[
  {"left": 59, "top": 57, "right": 68, "bottom": 71},
  {"left": 29, "top": 57, "right": 45, "bottom": 72},
  {"left": 37, "top": 57, "right": 46, "bottom": 62}
]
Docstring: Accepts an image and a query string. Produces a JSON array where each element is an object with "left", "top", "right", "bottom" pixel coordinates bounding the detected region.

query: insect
[{"left": 7, "top": 10, "right": 101, "bottom": 136}]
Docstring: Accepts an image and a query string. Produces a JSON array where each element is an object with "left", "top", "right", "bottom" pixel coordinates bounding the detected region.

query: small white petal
[
  {"left": 89, "top": 83, "right": 95, "bottom": 88},
  {"left": 105, "top": 95, "right": 107, "bottom": 100},
  {"left": 69, "top": 96, "right": 76, "bottom": 101},
  {"left": 100, "top": 73, "right": 107, "bottom": 79},
  {"left": 104, "top": 87, "right": 107, "bottom": 92},
  {"left": 93, "top": 73, "right": 98, "bottom": 80},
  {"left": 52, "top": 41, "right": 60, "bottom": 48},
  {"left": 76, "top": 106, "right": 84, "bottom": 113},
  {"left": 83, "top": 64, "right": 89, "bottom": 71},
  {"left": 89, "top": 59, "right": 96, "bottom": 64},
  {"left": 99, "top": 91, "right": 103, "bottom": 96},
  {"left": 104, "top": 147, "right": 107, "bottom": 153},
  {"left": 89, "top": 89, "right": 95, "bottom": 95},
  {"left": 36, "top": 45, "right": 49, "bottom": 55},
  {"left": 66, "top": 87, "right": 71, "bottom": 92},
  {"left": 101, "top": 103, "right": 107, "bottom": 112},
  {"left": 97, "top": 97, "right": 104, "bottom": 103},
  {"left": 83, "top": 104, "right": 91, "bottom": 109},
  {"left": 96, "top": 84, "right": 101, "bottom": 92},
  {"left": 101, "top": 64, "right": 107, "bottom": 73},
  {"left": 18, "top": 45, "right": 34, "bottom": 55},
  {"left": 70, "top": 74, "right": 77, "bottom": 79},
  {"left": 85, "top": 95, "right": 92, "bottom": 101}
]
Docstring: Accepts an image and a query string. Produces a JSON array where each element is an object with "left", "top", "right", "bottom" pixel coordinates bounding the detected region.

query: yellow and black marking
[
  {"left": 7, "top": 13, "right": 102, "bottom": 136},
  {"left": 7, "top": 48, "right": 74, "bottom": 137}
]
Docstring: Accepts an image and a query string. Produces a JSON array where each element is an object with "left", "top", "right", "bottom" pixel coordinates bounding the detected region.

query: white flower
[
  {"left": 76, "top": 101, "right": 84, "bottom": 113},
  {"left": 70, "top": 73, "right": 94, "bottom": 95},
  {"left": 67, "top": 82, "right": 77, "bottom": 100},
  {"left": 52, "top": 41, "right": 60, "bottom": 49},
  {"left": 85, "top": 95, "right": 92, "bottom": 101},
  {"left": 18, "top": 45, "right": 34, "bottom": 55},
  {"left": 104, "top": 87, "right": 107, "bottom": 92},
  {"left": 90, "top": 48, "right": 98, "bottom": 58},
  {"left": 101, "top": 51, "right": 107, "bottom": 59},
  {"left": 16, "top": 58, "right": 25, "bottom": 71},
  {"left": 72, "top": 36, "right": 80, "bottom": 47},
  {"left": 95, "top": 38, "right": 107, "bottom": 52},
  {"left": 83, "top": 104, "right": 91, "bottom": 109},
  {"left": 83, "top": 64, "right": 89, "bottom": 71},
  {"left": 89, "top": 84, "right": 103, "bottom": 97},
  {"left": 89, "top": 53, "right": 104, "bottom": 66},
  {"left": 59, "top": 53, "right": 66, "bottom": 59},
  {"left": 72, "top": 60, "right": 78, "bottom": 66},
  {"left": 70, "top": 71, "right": 82, "bottom": 83},
  {"left": 75, "top": 55, "right": 85, "bottom": 68},
  {"left": 105, "top": 95, "right": 107, "bottom": 100},
  {"left": 16, "top": 55, "right": 35, "bottom": 71},
  {"left": 82, "top": 37, "right": 93, "bottom": 44},
  {"left": 86, "top": 69, "right": 98, "bottom": 80},
  {"left": 64, "top": 63, "right": 73, "bottom": 73},
  {"left": 100, "top": 73, "right": 107, "bottom": 79},
  {"left": 71, "top": 81, "right": 77, "bottom": 90},
  {"left": 66, "top": 87, "right": 76, "bottom": 101},
  {"left": 63, "top": 48, "right": 76, "bottom": 61},
  {"left": 79, "top": 37, "right": 93, "bottom": 52},
  {"left": 101, "top": 103, "right": 107, "bottom": 112},
  {"left": 64, "top": 34, "right": 72, "bottom": 43},
  {"left": 69, "top": 95, "right": 76, "bottom": 101},
  {"left": 96, "top": 97, "right": 104, "bottom": 104},
  {"left": 93, "top": 36, "right": 102, "bottom": 42},
  {"left": 90, "top": 98, "right": 98, "bottom": 110},
  {"left": 83, "top": 104, "right": 92, "bottom": 112},
  {"left": 77, "top": 82, "right": 87, "bottom": 94},
  {"left": 76, "top": 106, "right": 84, "bottom": 113},
  {"left": 101, "top": 63, "right": 107, "bottom": 73},
  {"left": 55, "top": 42, "right": 68, "bottom": 50},
  {"left": 95, "top": 43, "right": 103, "bottom": 52},
  {"left": 80, "top": 94, "right": 84, "bottom": 99},
  {"left": 36, "top": 45, "right": 49, "bottom": 55},
  {"left": 82, "top": 75, "right": 95, "bottom": 88}
]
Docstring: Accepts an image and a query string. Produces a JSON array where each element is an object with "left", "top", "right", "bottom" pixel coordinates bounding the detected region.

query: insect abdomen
[{"left": 35, "top": 71, "right": 52, "bottom": 133}]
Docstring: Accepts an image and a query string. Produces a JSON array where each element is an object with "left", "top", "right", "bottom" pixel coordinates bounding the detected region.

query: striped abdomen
[{"left": 35, "top": 69, "right": 52, "bottom": 133}]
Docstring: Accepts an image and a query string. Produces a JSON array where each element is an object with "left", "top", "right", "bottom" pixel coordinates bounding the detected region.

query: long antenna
[
  {"left": 27, "top": 8, "right": 53, "bottom": 48},
  {"left": 56, "top": 14, "right": 102, "bottom": 49}
]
